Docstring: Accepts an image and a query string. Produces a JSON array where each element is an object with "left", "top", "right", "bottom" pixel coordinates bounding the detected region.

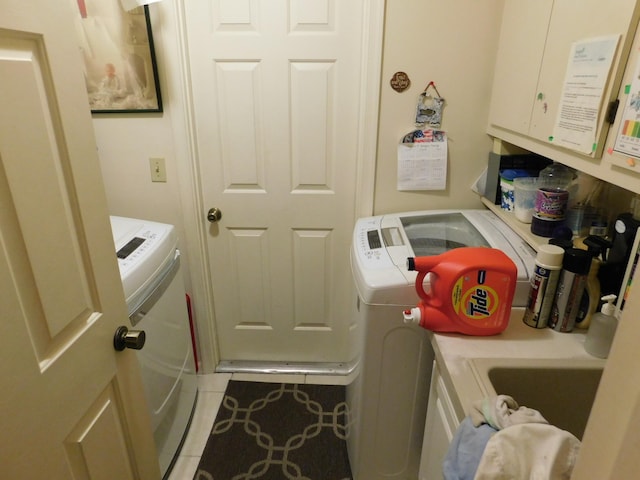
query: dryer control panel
[
  {"left": 110, "top": 216, "right": 177, "bottom": 304},
  {"left": 117, "top": 237, "right": 146, "bottom": 259}
]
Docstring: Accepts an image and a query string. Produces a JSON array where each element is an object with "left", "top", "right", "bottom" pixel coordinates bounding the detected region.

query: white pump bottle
[{"left": 584, "top": 294, "right": 618, "bottom": 359}]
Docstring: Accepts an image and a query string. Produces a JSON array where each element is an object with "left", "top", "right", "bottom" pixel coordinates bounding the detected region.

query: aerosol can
[{"left": 402, "top": 247, "right": 517, "bottom": 335}]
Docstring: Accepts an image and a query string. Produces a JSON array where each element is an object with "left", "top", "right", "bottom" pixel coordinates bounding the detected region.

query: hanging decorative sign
[
  {"left": 415, "top": 81, "right": 444, "bottom": 127},
  {"left": 390, "top": 71, "right": 411, "bottom": 92}
]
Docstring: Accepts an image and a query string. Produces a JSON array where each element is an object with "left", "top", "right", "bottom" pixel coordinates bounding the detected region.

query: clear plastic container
[
  {"left": 514, "top": 177, "right": 539, "bottom": 223},
  {"left": 500, "top": 169, "right": 533, "bottom": 212}
]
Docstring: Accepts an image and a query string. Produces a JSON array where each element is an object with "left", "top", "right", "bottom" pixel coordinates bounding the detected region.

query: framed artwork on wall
[{"left": 71, "top": 1, "right": 163, "bottom": 113}]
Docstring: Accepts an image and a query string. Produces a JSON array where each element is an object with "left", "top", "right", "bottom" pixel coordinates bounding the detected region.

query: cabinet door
[
  {"left": 530, "top": 0, "right": 640, "bottom": 147},
  {"left": 419, "top": 362, "right": 461, "bottom": 480},
  {"left": 488, "top": 0, "right": 553, "bottom": 135}
]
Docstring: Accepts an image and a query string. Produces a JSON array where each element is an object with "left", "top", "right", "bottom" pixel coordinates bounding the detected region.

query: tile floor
[{"left": 166, "top": 372, "right": 352, "bottom": 480}]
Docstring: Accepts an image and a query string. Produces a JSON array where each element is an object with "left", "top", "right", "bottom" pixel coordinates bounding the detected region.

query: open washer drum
[
  {"left": 110, "top": 216, "right": 198, "bottom": 479},
  {"left": 347, "top": 209, "right": 536, "bottom": 480}
]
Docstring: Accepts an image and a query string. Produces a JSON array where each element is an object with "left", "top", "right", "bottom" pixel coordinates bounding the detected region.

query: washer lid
[{"left": 109, "top": 216, "right": 177, "bottom": 303}]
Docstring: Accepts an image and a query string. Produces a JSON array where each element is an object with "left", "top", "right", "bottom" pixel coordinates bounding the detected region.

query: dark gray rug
[{"left": 194, "top": 381, "right": 352, "bottom": 480}]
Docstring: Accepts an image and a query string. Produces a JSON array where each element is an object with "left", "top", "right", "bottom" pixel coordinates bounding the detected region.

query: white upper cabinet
[
  {"left": 489, "top": 0, "right": 640, "bottom": 158},
  {"left": 488, "top": 0, "right": 553, "bottom": 136}
]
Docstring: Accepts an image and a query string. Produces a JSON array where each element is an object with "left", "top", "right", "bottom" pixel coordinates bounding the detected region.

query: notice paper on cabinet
[
  {"left": 397, "top": 129, "right": 447, "bottom": 191},
  {"left": 614, "top": 53, "right": 640, "bottom": 158},
  {"left": 552, "top": 35, "right": 619, "bottom": 154}
]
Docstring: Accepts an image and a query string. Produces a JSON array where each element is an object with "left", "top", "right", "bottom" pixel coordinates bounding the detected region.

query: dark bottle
[{"left": 548, "top": 248, "right": 592, "bottom": 332}]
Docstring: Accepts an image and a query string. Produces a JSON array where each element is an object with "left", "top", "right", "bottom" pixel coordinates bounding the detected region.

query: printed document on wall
[
  {"left": 552, "top": 35, "right": 619, "bottom": 154},
  {"left": 397, "top": 129, "right": 447, "bottom": 191}
]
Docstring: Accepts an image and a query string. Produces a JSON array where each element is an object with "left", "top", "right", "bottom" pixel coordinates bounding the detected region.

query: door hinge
[{"left": 607, "top": 99, "right": 620, "bottom": 124}]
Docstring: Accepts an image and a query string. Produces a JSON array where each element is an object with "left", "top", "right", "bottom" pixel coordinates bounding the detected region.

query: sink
[{"left": 470, "top": 358, "right": 605, "bottom": 439}]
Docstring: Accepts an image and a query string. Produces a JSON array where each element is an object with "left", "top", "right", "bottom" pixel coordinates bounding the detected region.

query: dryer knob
[{"left": 113, "top": 326, "right": 146, "bottom": 351}]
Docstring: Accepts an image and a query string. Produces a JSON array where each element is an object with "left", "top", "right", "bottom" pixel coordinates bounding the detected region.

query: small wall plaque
[{"left": 390, "top": 71, "right": 411, "bottom": 92}]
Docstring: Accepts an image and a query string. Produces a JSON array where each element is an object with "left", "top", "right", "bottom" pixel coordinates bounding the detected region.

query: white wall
[
  {"left": 374, "top": 0, "right": 504, "bottom": 214},
  {"left": 94, "top": 116, "right": 182, "bottom": 225}
]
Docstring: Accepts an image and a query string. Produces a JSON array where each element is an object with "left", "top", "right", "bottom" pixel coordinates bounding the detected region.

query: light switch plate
[{"left": 149, "top": 157, "right": 167, "bottom": 182}]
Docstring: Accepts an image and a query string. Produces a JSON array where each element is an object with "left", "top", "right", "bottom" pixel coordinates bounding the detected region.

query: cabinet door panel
[
  {"left": 530, "top": 0, "right": 640, "bottom": 146},
  {"left": 488, "top": 0, "right": 553, "bottom": 135},
  {"left": 419, "top": 362, "right": 462, "bottom": 480}
]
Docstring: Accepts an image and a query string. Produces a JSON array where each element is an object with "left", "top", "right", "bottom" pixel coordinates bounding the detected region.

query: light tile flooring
[{"left": 166, "top": 372, "right": 352, "bottom": 480}]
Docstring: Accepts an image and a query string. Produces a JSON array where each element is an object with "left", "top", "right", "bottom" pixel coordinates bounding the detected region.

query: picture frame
[{"left": 71, "top": 1, "right": 163, "bottom": 113}]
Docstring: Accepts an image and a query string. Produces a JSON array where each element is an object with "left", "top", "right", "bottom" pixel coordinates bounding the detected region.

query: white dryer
[
  {"left": 347, "top": 209, "right": 535, "bottom": 480},
  {"left": 110, "top": 216, "right": 198, "bottom": 479}
]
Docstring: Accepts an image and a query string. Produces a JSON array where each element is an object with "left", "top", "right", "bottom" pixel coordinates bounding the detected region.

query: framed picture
[{"left": 71, "top": 1, "right": 163, "bottom": 113}]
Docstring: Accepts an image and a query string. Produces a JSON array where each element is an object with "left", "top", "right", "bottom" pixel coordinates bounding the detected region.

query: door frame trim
[{"left": 166, "top": 0, "right": 385, "bottom": 373}]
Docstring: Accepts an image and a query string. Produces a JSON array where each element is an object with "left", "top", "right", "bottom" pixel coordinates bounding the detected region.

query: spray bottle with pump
[{"left": 584, "top": 294, "right": 618, "bottom": 358}]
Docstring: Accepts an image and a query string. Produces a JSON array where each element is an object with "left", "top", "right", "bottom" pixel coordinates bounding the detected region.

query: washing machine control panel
[{"left": 354, "top": 217, "right": 395, "bottom": 269}]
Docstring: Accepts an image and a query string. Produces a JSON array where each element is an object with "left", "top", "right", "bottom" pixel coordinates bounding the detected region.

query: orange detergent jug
[{"left": 403, "top": 247, "right": 517, "bottom": 335}]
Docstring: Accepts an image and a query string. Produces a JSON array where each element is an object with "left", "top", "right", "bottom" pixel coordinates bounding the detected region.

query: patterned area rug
[{"left": 194, "top": 381, "right": 352, "bottom": 480}]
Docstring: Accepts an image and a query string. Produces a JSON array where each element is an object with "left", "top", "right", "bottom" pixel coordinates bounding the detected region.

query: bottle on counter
[
  {"left": 584, "top": 294, "right": 618, "bottom": 358},
  {"left": 548, "top": 248, "right": 592, "bottom": 332},
  {"left": 523, "top": 244, "right": 565, "bottom": 329},
  {"left": 574, "top": 238, "right": 603, "bottom": 330},
  {"left": 531, "top": 163, "right": 574, "bottom": 238}
]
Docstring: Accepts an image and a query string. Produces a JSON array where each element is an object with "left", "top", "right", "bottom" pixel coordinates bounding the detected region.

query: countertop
[{"left": 429, "top": 306, "right": 606, "bottom": 421}]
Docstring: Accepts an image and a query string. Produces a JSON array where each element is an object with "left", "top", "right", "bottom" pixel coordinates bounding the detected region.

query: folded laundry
[
  {"left": 443, "top": 416, "right": 497, "bottom": 480},
  {"left": 474, "top": 423, "right": 581, "bottom": 480},
  {"left": 470, "top": 395, "right": 548, "bottom": 430}
]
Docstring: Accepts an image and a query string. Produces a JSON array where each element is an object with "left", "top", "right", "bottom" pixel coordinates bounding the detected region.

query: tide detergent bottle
[{"left": 403, "top": 247, "right": 517, "bottom": 335}]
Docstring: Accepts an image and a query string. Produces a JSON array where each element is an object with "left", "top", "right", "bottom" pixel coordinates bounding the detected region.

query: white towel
[
  {"left": 470, "top": 395, "right": 548, "bottom": 430},
  {"left": 474, "top": 423, "right": 581, "bottom": 480}
]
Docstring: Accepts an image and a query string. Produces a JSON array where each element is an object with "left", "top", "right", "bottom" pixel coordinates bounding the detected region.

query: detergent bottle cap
[
  {"left": 600, "top": 294, "right": 617, "bottom": 317},
  {"left": 402, "top": 307, "right": 421, "bottom": 325},
  {"left": 406, "top": 257, "right": 416, "bottom": 271}
]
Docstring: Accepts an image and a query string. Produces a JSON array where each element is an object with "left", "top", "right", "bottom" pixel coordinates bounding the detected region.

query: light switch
[{"left": 149, "top": 157, "right": 167, "bottom": 182}]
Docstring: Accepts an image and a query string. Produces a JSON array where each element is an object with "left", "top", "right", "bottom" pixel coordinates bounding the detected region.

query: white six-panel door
[
  {"left": 185, "top": 0, "right": 367, "bottom": 363},
  {"left": 0, "top": 0, "right": 158, "bottom": 477}
]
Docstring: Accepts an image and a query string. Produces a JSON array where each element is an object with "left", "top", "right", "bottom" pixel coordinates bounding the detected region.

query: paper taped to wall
[{"left": 397, "top": 129, "right": 447, "bottom": 191}]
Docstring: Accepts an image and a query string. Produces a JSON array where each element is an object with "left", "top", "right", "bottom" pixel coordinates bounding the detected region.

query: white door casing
[
  {"left": 184, "top": 0, "right": 376, "bottom": 364},
  {"left": 0, "top": 0, "right": 158, "bottom": 478}
]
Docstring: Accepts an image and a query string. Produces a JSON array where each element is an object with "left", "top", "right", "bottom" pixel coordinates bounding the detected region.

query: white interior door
[
  {"left": 0, "top": 0, "right": 158, "bottom": 478},
  {"left": 185, "top": 0, "right": 367, "bottom": 364}
]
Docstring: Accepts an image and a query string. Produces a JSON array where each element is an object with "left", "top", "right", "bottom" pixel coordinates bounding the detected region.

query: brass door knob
[{"left": 207, "top": 207, "right": 222, "bottom": 223}]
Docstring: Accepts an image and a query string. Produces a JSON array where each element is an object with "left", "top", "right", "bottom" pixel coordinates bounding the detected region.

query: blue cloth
[{"left": 443, "top": 416, "right": 497, "bottom": 480}]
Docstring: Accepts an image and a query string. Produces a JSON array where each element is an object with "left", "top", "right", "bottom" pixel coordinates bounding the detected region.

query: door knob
[
  {"left": 113, "top": 326, "right": 146, "bottom": 351},
  {"left": 207, "top": 207, "right": 222, "bottom": 223}
]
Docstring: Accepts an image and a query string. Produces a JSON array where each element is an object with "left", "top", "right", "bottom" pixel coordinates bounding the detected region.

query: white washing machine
[
  {"left": 110, "top": 216, "right": 198, "bottom": 479},
  {"left": 347, "top": 209, "right": 535, "bottom": 480}
]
